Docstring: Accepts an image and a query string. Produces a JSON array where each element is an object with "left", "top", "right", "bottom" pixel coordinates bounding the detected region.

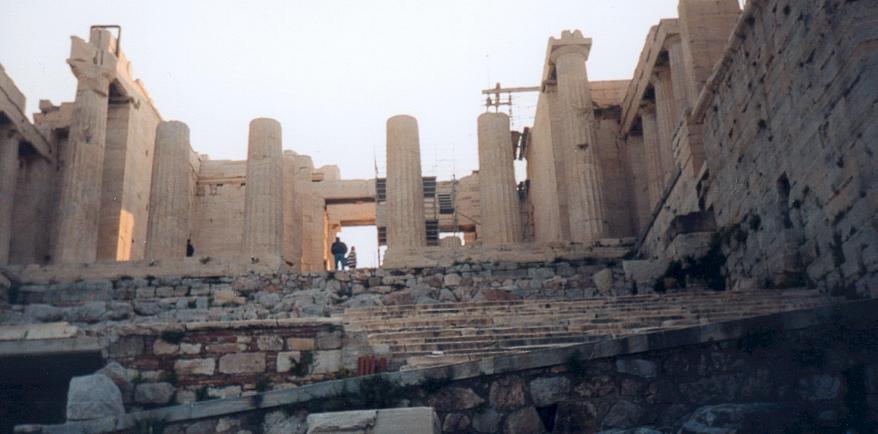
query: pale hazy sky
[{"left": 0, "top": 0, "right": 686, "bottom": 266}]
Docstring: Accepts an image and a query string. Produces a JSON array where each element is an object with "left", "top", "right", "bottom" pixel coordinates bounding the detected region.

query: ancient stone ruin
[{"left": 0, "top": 0, "right": 876, "bottom": 432}]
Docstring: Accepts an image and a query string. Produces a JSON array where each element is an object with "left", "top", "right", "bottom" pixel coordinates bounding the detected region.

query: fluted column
[
  {"left": 0, "top": 129, "right": 19, "bottom": 265},
  {"left": 477, "top": 112, "right": 521, "bottom": 245},
  {"left": 282, "top": 151, "right": 301, "bottom": 269},
  {"left": 639, "top": 102, "right": 663, "bottom": 209},
  {"left": 294, "top": 155, "right": 324, "bottom": 272},
  {"left": 652, "top": 66, "right": 677, "bottom": 190},
  {"left": 386, "top": 115, "right": 426, "bottom": 249},
  {"left": 549, "top": 31, "right": 607, "bottom": 243},
  {"left": 52, "top": 29, "right": 117, "bottom": 263},
  {"left": 242, "top": 118, "right": 283, "bottom": 257},
  {"left": 145, "top": 121, "right": 192, "bottom": 259}
]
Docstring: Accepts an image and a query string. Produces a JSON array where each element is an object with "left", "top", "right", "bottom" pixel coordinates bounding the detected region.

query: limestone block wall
[
  {"left": 191, "top": 161, "right": 247, "bottom": 258},
  {"left": 105, "top": 321, "right": 343, "bottom": 411},
  {"left": 696, "top": 0, "right": 878, "bottom": 294},
  {"left": 593, "top": 108, "right": 633, "bottom": 238},
  {"left": 97, "top": 93, "right": 160, "bottom": 261},
  {"left": 9, "top": 154, "right": 56, "bottom": 265}
]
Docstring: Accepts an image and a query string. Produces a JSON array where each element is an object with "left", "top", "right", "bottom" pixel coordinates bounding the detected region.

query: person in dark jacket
[
  {"left": 330, "top": 237, "right": 348, "bottom": 270},
  {"left": 345, "top": 246, "right": 358, "bottom": 270}
]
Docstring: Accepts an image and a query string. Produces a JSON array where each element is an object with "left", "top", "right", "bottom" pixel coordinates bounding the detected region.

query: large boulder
[{"left": 66, "top": 374, "right": 125, "bottom": 420}]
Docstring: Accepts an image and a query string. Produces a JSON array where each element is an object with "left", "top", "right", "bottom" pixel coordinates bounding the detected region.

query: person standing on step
[
  {"left": 330, "top": 237, "right": 348, "bottom": 270},
  {"left": 346, "top": 246, "right": 358, "bottom": 270}
]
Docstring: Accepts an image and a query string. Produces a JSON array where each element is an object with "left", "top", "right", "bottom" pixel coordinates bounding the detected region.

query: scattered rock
[{"left": 593, "top": 268, "right": 614, "bottom": 294}]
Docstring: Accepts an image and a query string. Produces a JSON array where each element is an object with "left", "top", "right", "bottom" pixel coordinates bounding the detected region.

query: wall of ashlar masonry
[
  {"left": 96, "top": 90, "right": 161, "bottom": 261},
  {"left": 103, "top": 321, "right": 344, "bottom": 412},
  {"left": 694, "top": 0, "right": 878, "bottom": 295},
  {"left": 1, "top": 67, "right": 60, "bottom": 266},
  {"left": 191, "top": 160, "right": 247, "bottom": 258}
]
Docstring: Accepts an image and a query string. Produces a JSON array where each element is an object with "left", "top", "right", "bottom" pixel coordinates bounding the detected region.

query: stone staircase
[{"left": 343, "top": 289, "right": 837, "bottom": 368}]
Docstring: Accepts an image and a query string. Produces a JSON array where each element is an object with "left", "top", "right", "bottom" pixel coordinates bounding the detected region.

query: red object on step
[{"left": 356, "top": 355, "right": 389, "bottom": 375}]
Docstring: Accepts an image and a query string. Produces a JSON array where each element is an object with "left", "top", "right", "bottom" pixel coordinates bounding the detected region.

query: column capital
[
  {"left": 549, "top": 30, "right": 592, "bottom": 62},
  {"left": 67, "top": 33, "right": 118, "bottom": 92}
]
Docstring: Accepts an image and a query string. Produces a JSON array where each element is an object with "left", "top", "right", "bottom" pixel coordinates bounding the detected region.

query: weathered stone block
[
  {"left": 219, "top": 353, "right": 266, "bottom": 374},
  {"left": 276, "top": 351, "right": 302, "bottom": 373},
  {"left": 488, "top": 376, "right": 525, "bottom": 410},
  {"left": 134, "top": 382, "right": 175, "bottom": 405},
  {"left": 529, "top": 376, "right": 571, "bottom": 406},
  {"left": 174, "top": 358, "right": 215, "bottom": 376},
  {"left": 503, "top": 407, "right": 544, "bottom": 434},
  {"left": 257, "top": 335, "right": 284, "bottom": 351},
  {"left": 311, "top": 350, "right": 342, "bottom": 374},
  {"left": 316, "top": 330, "right": 342, "bottom": 350},
  {"left": 287, "top": 337, "right": 315, "bottom": 351},
  {"left": 66, "top": 374, "right": 124, "bottom": 421},
  {"left": 153, "top": 339, "right": 179, "bottom": 355},
  {"left": 427, "top": 387, "right": 484, "bottom": 412}
]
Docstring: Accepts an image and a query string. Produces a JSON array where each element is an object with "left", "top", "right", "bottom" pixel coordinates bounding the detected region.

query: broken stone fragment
[{"left": 66, "top": 374, "right": 125, "bottom": 421}]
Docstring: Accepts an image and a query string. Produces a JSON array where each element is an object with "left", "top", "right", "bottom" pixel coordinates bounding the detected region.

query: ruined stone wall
[
  {"left": 593, "top": 108, "right": 633, "bottom": 238},
  {"left": 191, "top": 160, "right": 247, "bottom": 258},
  {"left": 3, "top": 258, "right": 628, "bottom": 329},
  {"left": 105, "top": 321, "right": 342, "bottom": 411},
  {"left": 696, "top": 0, "right": 878, "bottom": 294},
  {"left": 97, "top": 97, "right": 160, "bottom": 261},
  {"left": 88, "top": 303, "right": 878, "bottom": 433},
  {"left": 9, "top": 154, "right": 56, "bottom": 265}
]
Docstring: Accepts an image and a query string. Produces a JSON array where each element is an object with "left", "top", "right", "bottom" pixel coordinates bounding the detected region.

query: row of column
[
  {"left": 385, "top": 112, "right": 523, "bottom": 250},
  {"left": 145, "top": 119, "right": 285, "bottom": 261}
]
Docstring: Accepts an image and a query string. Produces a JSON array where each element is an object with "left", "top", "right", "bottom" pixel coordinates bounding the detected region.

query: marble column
[
  {"left": 294, "top": 155, "right": 324, "bottom": 272},
  {"left": 639, "top": 102, "right": 663, "bottom": 210},
  {"left": 282, "top": 151, "right": 301, "bottom": 269},
  {"left": 386, "top": 115, "right": 426, "bottom": 249},
  {"left": 477, "top": 112, "right": 521, "bottom": 245},
  {"left": 0, "top": 129, "right": 19, "bottom": 265},
  {"left": 549, "top": 31, "right": 607, "bottom": 243},
  {"left": 52, "top": 28, "right": 117, "bottom": 263},
  {"left": 145, "top": 121, "right": 192, "bottom": 259},
  {"left": 242, "top": 118, "right": 284, "bottom": 258},
  {"left": 652, "top": 65, "right": 678, "bottom": 190}
]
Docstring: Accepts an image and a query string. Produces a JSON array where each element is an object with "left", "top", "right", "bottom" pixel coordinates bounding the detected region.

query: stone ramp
[{"left": 343, "top": 289, "right": 836, "bottom": 368}]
